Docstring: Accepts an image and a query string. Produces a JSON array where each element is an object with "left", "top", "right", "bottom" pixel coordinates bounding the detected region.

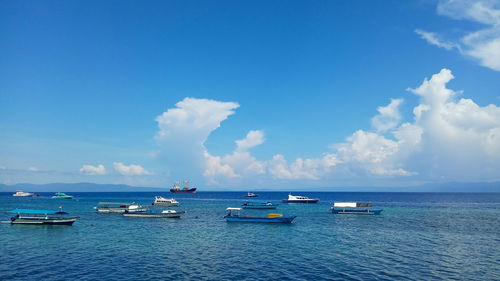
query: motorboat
[
  {"left": 330, "top": 202, "right": 383, "bottom": 215},
  {"left": 6, "top": 208, "right": 79, "bottom": 225},
  {"left": 281, "top": 193, "right": 319, "bottom": 203},
  {"left": 245, "top": 192, "right": 258, "bottom": 198},
  {"left": 241, "top": 200, "right": 278, "bottom": 209},
  {"left": 224, "top": 207, "right": 296, "bottom": 223},
  {"left": 52, "top": 192, "right": 73, "bottom": 199},
  {"left": 152, "top": 196, "right": 179, "bottom": 206},
  {"left": 12, "top": 190, "right": 39, "bottom": 197},
  {"left": 95, "top": 202, "right": 147, "bottom": 213},
  {"left": 170, "top": 180, "right": 196, "bottom": 194},
  {"left": 123, "top": 209, "right": 185, "bottom": 218}
]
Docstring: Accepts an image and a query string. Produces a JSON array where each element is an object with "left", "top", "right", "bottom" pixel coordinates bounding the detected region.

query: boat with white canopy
[
  {"left": 152, "top": 196, "right": 179, "bottom": 206},
  {"left": 330, "top": 202, "right": 382, "bottom": 215},
  {"left": 95, "top": 202, "right": 147, "bottom": 213}
]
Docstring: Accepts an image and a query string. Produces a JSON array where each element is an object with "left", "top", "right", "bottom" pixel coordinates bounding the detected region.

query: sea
[{"left": 0, "top": 192, "right": 499, "bottom": 281}]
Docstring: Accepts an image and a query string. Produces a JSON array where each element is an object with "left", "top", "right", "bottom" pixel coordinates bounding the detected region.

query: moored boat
[
  {"left": 12, "top": 190, "right": 39, "bottom": 197},
  {"left": 95, "top": 202, "right": 147, "bottom": 213},
  {"left": 245, "top": 192, "right": 258, "bottom": 198},
  {"left": 281, "top": 194, "right": 319, "bottom": 203},
  {"left": 330, "top": 202, "right": 383, "bottom": 215},
  {"left": 6, "top": 208, "right": 79, "bottom": 225},
  {"left": 241, "top": 200, "right": 278, "bottom": 209},
  {"left": 170, "top": 180, "right": 196, "bottom": 194},
  {"left": 224, "top": 207, "right": 296, "bottom": 223},
  {"left": 52, "top": 192, "right": 73, "bottom": 199},
  {"left": 123, "top": 209, "right": 185, "bottom": 218},
  {"left": 152, "top": 196, "right": 179, "bottom": 206}
]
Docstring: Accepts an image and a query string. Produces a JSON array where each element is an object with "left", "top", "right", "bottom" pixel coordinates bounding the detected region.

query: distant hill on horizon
[{"left": 0, "top": 182, "right": 499, "bottom": 192}]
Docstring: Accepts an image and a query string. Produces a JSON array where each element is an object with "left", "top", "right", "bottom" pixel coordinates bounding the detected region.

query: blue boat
[
  {"left": 6, "top": 208, "right": 79, "bottom": 225},
  {"left": 330, "top": 202, "right": 383, "bottom": 215},
  {"left": 241, "top": 200, "right": 278, "bottom": 209},
  {"left": 224, "top": 208, "right": 296, "bottom": 223}
]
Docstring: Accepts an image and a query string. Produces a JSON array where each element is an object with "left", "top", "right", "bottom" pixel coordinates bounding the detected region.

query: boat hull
[
  {"left": 11, "top": 217, "right": 78, "bottom": 225},
  {"left": 331, "top": 208, "right": 383, "bottom": 215},
  {"left": 224, "top": 215, "right": 296, "bottom": 223},
  {"left": 282, "top": 199, "right": 319, "bottom": 203},
  {"left": 170, "top": 188, "right": 196, "bottom": 193},
  {"left": 123, "top": 211, "right": 185, "bottom": 218},
  {"left": 241, "top": 205, "right": 278, "bottom": 209},
  {"left": 152, "top": 202, "right": 179, "bottom": 206}
]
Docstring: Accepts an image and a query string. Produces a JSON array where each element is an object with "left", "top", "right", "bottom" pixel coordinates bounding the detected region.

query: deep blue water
[{"left": 0, "top": 192, "right": 499, "bottom": 281}]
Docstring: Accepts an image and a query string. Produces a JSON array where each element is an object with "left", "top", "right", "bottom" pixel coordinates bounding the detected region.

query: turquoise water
[{"left": 1, "top": 192, "right": 499, "bottom": 280}]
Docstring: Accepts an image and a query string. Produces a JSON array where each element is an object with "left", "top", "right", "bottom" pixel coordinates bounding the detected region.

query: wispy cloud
[{"left": 416, "top": 0, "right": 500, "bottom": 71}]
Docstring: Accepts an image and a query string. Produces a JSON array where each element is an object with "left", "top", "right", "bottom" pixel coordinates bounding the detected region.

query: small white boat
[
  {"left": 12, "top": 190, "right": 39, "bottom": 197},
  {"left": 281, "top": 193, "right": 319, "bottom": 203},
  {"left": 123, "top": 209, "right": 185, "bottom": 218},
  {"left": 152, "top": 196, "right": 179, "bottom": 206},
  {"left": 95, "top": 202, "right": 147, "bottom": 213}
]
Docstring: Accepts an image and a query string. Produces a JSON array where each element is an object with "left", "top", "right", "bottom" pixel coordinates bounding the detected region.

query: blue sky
[{"left": 1, "top": 0, "right": 500, "bottom": 190}]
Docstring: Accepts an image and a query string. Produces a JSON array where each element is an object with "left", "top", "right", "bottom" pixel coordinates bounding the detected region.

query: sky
[{"left": 1, "top": 0, "right": 500, "bottom": 190}]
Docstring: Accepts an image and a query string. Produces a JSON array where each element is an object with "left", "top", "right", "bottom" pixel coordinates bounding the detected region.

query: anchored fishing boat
[
  {"left": 281, "top": 194, "right": 319, "bottom": 203},
  {"left": 330, "top": 202, "right": 383, "bottom": 215},
  {"left": 123, "top": 209, "right": 185, "bottom": 218},
  {"left": 241, "top": 200, "right": 278, "bottom": 209},
  {"left": 5, "top": 208, "right": 79, "bottom": 225},
  {"left": 51, "top": 192, "right": 73, "bottom": 199},
  {"left": 95, "top": 202, "right": 147, "bottom": 213},
  {"left": 152, "top": 196, "right": 179, "bottom": 206},
  {"left": 224, "top": 207, "right": 296, "bottom": 223},
  {"left": 170, "top": 180, "right": 196, "bottom": 194},
  {"left": 12, "top": 190, "right": 39, "bottom": 197},
  {"left": 245, "top": 192, "right": 258, "bottom": 198}
]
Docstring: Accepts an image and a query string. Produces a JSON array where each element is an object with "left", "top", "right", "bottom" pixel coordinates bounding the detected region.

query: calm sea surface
[{"left": 0, "top": 192, "right": 499, "bottom": 281}]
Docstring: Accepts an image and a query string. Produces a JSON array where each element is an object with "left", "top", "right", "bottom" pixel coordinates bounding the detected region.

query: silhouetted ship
[{"left": 170, "top": 180, "right": 197, "bottom": 194}]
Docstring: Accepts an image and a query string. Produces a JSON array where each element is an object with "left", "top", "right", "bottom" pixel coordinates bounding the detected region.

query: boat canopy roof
[
  {"left": 8, "top": 209, "right": 58, "bottom": 214},
  {"left": 226, "top": 207, "right": 242, "bottom": 211},
  {"left": 334, "top": 202, "right": 372, "bottom": 208},
  {"left": 98, "top": 202, "right": 134, "bottom": 205},
  {"left": 246, "top": 200, "right": 270, "bottom": 204}
]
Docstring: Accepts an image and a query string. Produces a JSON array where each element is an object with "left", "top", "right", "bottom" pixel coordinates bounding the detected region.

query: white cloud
[
  {"left": 79, "top": 164, "right": 106, "bottom": 175},
  {"left": 415, "top": 29, "right": 459, "bottom": 51},
  {"left": 157, "top": 72, "right": 500, "bottom": 187},
  {"left": 416, "top": 0, "right": 500, "bottom": 71},
  {"left": 204, "top": 130, "right": 266, "bottom": 184},
  {"left": 155, "top": 97, "right": 239, "bottom": 178},
  {"left": 28, "top": 167, "right": 38, "bottom": 172},
  {"left": 235, "top": 130, "right": 265, "bottom": 152},
  {"left": 113, "top": 162, "right": 152, "bottom": 176},
  {"left": 268, "top": 154, "right": 340, "bottom": 180},
  {"left": 372, "top": 98, "right": 404, "bottom": 133}
]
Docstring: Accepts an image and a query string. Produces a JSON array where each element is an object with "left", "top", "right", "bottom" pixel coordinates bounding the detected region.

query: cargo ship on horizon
[{"left": 170, "top": 180, "right": 197, "bottom": 194}]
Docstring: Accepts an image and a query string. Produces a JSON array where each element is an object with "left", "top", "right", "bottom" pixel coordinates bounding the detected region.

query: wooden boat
[
  {"left": 245, "top": 192, "right": 258, "bottom": 198},
  {"left": 6, "top": 208, "right": 79, "bottom": 225},
  {"left": 51, "top": 192, "right": 73, "bottom": 199},
  {"left": 241, "top": 200, "right": 278, "bottom": 209},
  {"left": 152, "top": 196, "right": 179, "bottom": 206},
  {"left": 95, "top": 202, "right": 147, "bottom": 213},
  {"left": 330, "top": 202, "right": 383, "bottom": 215},
  {"left": 123, "top": 210, "right": 185, "bottom": 218},
  {"left": 12, "top": 190, "right": 39, "bottom": 197},
  {"left": 224, "top": 208, "right": 296, "bottom": 223},
  {"left": 281, "top": 194, "right": 319, "bottom": 203},
  {"left": 170, "top": 180, "right": 196, "bottom": 194}
]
